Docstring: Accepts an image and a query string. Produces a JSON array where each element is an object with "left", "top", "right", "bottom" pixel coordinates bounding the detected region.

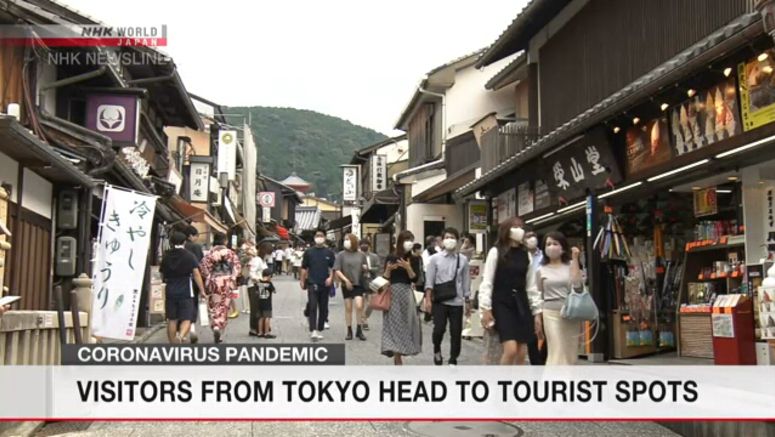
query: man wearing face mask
[
  {"left": 425, "top": 227, "right": 471, "bottom": 366},
  {"left": 300, "top": 229, "right": 336, "bottom": 341}
]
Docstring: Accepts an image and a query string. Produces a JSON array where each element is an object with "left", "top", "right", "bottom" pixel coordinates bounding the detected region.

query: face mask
[
  {"left": 525, "top": 236, "right": 538, "bottom": 250},
  {"left": 343, "top": 240, "right": 352, "bottom": 250},
  {"left": 403, "top": 241, "right": 415, "bottom": 252},
  {"left": 314, "top": 237, "right": 325, "bottom": 246},
  {"left": 510, "top": 227, "right": 525, "bottom": 243},
  {"left": 545, "top": 245, "right": 563, "bottom": 260},
  {"left": 443, "top": 238, "right": 457, "bottom": 251}
]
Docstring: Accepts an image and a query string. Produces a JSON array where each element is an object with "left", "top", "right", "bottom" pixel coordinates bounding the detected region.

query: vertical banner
[
  {"left": 217, "top": 130, "right": 237, "bottom": 181},
  {"left": 91, "top": 185, "right": 157, "bottom": 341},
  {"left": 262, "top": 206, "right": 271, "bottom": 224},
  {"left": 342, "top": 165, "right": 359, "bottom": 202},
  {"left": 371, "top": 154, "right": 387, "bottom": 192},
  {"left": 189, "top": 162, "right": 210, "bottom": 202},
  {"left": 468, "top": 201, "right": 488, "bottom": 233},
  {"left": 351, "top": 208, "right": 361, "bottom": 239}
]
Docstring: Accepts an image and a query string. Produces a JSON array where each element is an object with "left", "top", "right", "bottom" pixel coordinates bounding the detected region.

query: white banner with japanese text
[
  {"left": 342, "top": 165, "right": 359, "bottom": 202},
  {"left": 189, "top": 162, "right": 210, "bottom": 202},
  {"left": 217, "top": 130, "right": 238, "bottom": 181},
  {"left": 371, "top": 154, "right": 387, "bottom": 192},
  {"left": 91, "top": 185, "right": 157, "bottom": 341}
]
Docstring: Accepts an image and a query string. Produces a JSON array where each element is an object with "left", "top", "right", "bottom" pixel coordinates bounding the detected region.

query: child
[{"left": 258, "top": 268, "right": 276, "bottom": 338}]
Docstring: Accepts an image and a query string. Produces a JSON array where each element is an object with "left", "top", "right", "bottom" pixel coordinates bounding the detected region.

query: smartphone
[{"left": 0, "top": 295, "right": 21, "bottom": 307}]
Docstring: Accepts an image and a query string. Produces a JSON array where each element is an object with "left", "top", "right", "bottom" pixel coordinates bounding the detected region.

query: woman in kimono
[{"left": 199, "top": 233, "right": 241, "bottom": 343}]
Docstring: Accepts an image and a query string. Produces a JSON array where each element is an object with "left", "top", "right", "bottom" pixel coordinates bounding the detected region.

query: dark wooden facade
[
  {"left": 480, "top": 123, "right": 540, "bottom": 174},
  {"left": 407, "top": 102, "right": 441, "bottom": 168},
  {"left": 3, "top": 203, "right": 52, "bottom": 311},
  {"left": 445, "top": 132, "right": 480, "bottom": 176},
  {"left": 538, "top": 0, "right": 754, "bottom": 131}
]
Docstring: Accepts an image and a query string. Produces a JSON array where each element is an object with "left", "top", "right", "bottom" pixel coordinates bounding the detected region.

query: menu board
[
  {"left": 672, "top": 77, "right": 740, "bottom": 154},
  {"left": 518, "top": 181, "right": 534, "bottom": 216}
]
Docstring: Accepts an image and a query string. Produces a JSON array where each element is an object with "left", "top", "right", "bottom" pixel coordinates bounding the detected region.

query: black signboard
[{"left": 543, "top": 126, "right": 622, "bottom": 202}]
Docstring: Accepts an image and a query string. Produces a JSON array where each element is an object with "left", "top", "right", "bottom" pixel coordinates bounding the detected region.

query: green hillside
[{"left": 227, "top": 106, "right": 387, "bottom": 199}]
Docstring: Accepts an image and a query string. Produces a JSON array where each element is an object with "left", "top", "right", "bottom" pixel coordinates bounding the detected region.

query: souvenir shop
[{"left": 480, "top": 39, "right": 775, "bottom": 365}]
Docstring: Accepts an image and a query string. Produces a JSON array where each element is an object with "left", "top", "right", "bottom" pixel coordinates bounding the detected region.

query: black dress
[{"left": 492, "top": 247, "right": 535, "bottom": 343}]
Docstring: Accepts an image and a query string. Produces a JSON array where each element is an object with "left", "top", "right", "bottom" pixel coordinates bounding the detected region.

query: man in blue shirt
[
  {"left": 424, "top": 227, "right": 471, "bottom": 366},
  {"left": 300, "top": 229, "right": 335, "bottom": 341}
]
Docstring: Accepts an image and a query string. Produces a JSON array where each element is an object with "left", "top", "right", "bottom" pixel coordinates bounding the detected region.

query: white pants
[{"left": 543, "top": 309, "right": 580, "bottom": 365}]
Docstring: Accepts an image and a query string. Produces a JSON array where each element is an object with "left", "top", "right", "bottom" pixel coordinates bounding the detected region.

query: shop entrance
[{"left": 423, "top": 218, "right": 445, "bottom": 243}]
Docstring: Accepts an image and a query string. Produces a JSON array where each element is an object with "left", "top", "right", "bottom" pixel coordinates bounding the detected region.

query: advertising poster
[
  {"left": 739, "top": 49, "right": 775, "bottom": 131},
  {"left": 468, "top": 201, "right": 488, "bottom": 233},
  {"left": 518, "top": 181, "right": 534, "bottom": 217},
  {"left": 534, "top": 179, "right": 551, "bottom": 210},
  {"left": 693, "top": 187, "right": 718, "bottom": 218},
  {"left": 671, "top": 77, "right": 740, "bottom": 155},
  {"left": 626, "top": 117, "right": 672, "bottom": 177}
]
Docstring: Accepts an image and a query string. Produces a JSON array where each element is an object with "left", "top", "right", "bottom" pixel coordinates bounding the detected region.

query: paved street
[{"left": 41, "top": 276, "right": 679, "bottom": 436}]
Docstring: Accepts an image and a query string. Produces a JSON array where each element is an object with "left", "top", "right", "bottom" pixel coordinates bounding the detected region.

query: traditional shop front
[{"left": 456, "top": 17, "right": 775, "bottom": 364}]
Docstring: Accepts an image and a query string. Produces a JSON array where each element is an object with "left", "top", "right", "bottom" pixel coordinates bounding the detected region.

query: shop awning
[
  {"left": 295, "top": 206, "right": 322, "bottom": 232},
  {"left": 455, "top": 12, "right": 762, "bottom": 199},
  {"left": 361, "top": 189, "right": 400, "bottom": 223},
  {"left": 0, "top": 116, "right": 94, "bottom": 188},
  {"left": 326, "top": 214, "right": 352, "bottom": 231},
  {"left": 167, "top": 195, "right": 228, "bottom": 234},
  {"left": 276, "top": 225, "right": 290, "bottom": 240},
  {"left": 413, "top": 168, "right": 475, "bottom": 203}
]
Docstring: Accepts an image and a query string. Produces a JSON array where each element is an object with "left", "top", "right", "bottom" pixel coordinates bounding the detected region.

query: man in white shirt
[
  {"left": 274, "top": 248, "right": 284, "bottom": 275},
  {"left": 284, "top": 246, "right": 294, "bottom": 275}
]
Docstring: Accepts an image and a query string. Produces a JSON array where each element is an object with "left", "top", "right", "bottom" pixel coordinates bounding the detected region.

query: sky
[{"left": 59, "top": 0, "right": 527, "bottom": 135}]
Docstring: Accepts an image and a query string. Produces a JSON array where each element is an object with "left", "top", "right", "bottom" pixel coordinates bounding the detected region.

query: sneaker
[
  {"left": 315, "top": 331, "right": 325, "bottom": 340},
  {"left": 324, "top": 322, "right": 330, "bottom": 330},
  {"left": 448, "top": 359, "right": 458, "bottom": 366},
  {"left": 433, "top": 352, "right": 443, "bottom": 366},
  {"left": 310, "top": 330, "right": 318, "bottom": 341}
]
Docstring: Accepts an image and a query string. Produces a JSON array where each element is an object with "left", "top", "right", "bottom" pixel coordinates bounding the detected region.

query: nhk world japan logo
[{"left": 0, "top": 24, "right": 167, "bottom": 47}]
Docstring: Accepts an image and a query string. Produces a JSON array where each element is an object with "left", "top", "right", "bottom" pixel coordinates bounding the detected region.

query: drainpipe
[{"left": 418, "top": 84, "right": 447, "bottom": 153}]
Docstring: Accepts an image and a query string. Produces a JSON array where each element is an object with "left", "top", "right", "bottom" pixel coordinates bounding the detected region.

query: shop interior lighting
[
  {"left": 556, "top": 201, "right": 586, "bottom": 214},
  {"left": 727, "top": 176, "right": 739, "bottom": 181},
  {"left": 687, "top": 89, "right": 697, "bottom": 98},
  {"left": 525, "top": 212, "right": 555, "bottom": 224},
  {"left": 716, "top": 189, "right": 732, "bottom": 194},
  {"left": 692, "top": 186, "right": 701, "bottom": 191},
  {"left": 723, "top": 67, "right": 733, "bottom": 77},
  {"left": 632, "top": 117, "right": 641, "bottom": 125},
  {"left": 660, "top": 103, "right": 669, "bottom": 111},
  {"left": 613, "top": 126, "right": 621, "bottom": 134},
  {"left": 759, "top": 52, "right": 769, "bottom": 62},
  {"left": 598, "top": 181, "right": 643, "bottom": 199},
  {"left": 646, "top": 159, "right": 710, "bottom": 182},
  {"left": 715, "top": 133, "right": 775, "bottom": 158},
  {"left": 764, "top": 66, "right": 774, "bottom": 75}
]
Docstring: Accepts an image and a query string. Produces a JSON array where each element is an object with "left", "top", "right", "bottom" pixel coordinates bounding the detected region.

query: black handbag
[{"left": 432, "top": 254, "right": 459, "bottom": 303}]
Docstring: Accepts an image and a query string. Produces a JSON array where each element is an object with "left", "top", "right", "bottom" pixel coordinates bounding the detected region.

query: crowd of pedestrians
[{"left": 158, "top": 218, "right": 586, "bottom": 367}]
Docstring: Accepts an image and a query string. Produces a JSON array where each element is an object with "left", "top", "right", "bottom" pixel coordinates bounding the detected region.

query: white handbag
[{"left": 198, "top": 299, "right": 210, "bottom": 327}]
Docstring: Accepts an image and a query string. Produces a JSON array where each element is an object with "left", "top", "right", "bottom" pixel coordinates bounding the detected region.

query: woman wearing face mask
[
  {"left": 381, "top": 230, "right": 423, "bottom": 365},
  {"left": 334, "top": 233, "right": 368, "bottom": 341},
  {"left": 537, "top": 231, "right": 583, "bottom": 365},
  {"left": 479, "top": 217, "right": 543, "bottom": 365}
]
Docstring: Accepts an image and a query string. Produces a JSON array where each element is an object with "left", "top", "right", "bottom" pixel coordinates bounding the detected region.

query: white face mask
[
  {"left": 443, "top": 238, "right": 457, "bottom": 251},
  {"left": 403, "top": 241, "right": 415, "bottom": 252},
  {"left": 314, "top": 237, "right": 325, "bottom": 246},
  {"left": 545, "top": 245, "right": 563, "bottom": 260},
  {"left": 525, "top": 236, "right": 538, "bottom": 250},
  {"left": 343, "top": 240, "right": 352, "bottom": 250},
  {"left": 510, "top": 227, "right": 525, "bottom": 243}
]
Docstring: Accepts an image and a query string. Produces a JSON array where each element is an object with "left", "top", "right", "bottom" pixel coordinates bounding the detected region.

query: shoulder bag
[
  {"left": 369, "top": 276, "right": 391, "bottom": 312},
  {"left": 432, "top": 254, "right": 460, "bottom": 303},
  {"left": 560, "top": 282, "right": 599, "bottom": 321}
]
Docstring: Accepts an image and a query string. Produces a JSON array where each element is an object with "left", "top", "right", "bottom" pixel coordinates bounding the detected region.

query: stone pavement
[{"left": 43, "top": 275, "right": 678, "bottom": 437}]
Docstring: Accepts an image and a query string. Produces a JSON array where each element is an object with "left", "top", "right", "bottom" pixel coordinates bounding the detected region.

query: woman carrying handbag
[
  {"left": 380, "top": 230, "right": 423, "bottom": 365},
  {"left": 537, "top": 231, "right": 584, "bottom": 365},
  {"left": 479, "top": 217, "right": 543, "bottom": 365}
]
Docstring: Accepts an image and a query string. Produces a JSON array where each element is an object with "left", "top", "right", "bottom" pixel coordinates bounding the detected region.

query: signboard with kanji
[
  {"left": 189, "top": 162, "right": 210, "bottom": 202},
  {"left": 91, "top": 185, "right": 157, "bottom": 341},
  {"left": 371, "top": 154, "right": 387, "bottom": 192},
  {"left": 545, "top": 127, "right": 621, "bottom": 202},
  {"left": 217, "top": 130, "right": 237, "bottom": 181}
]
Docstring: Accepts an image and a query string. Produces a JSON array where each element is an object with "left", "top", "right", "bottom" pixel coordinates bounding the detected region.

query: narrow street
[{"left": 35, "top": 275, "right": 678, "bottom": 437}]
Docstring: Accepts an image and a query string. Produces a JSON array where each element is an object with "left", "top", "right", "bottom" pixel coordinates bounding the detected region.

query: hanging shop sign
[
  {"left": 626, "top": 117, "right": 672, "bottom": 177},
  {"left": 217, "top": 130, "right": 237, "bottom": 181},
  {"left": 91, "top": 184, "right": 157, "bottom": 341},
  {"left": 371, "top": 154, "right": 387, "bottom": 192},
  {"left": 342, "top": 165, "right": 359, "bottom": 202},
  {"left": 672, "top": 77, "right": 740, "bottom": 155},
  {"left": 189, "top": 162, "right": 210, "bottom": 202},
  {"left": 257, "top": 191, "right": 275, "bottom": 208},
  {"left": 693, "top": 187, "right": 718, "bottom": 218},
  {"left": 351, "top": 207, "right": 361, "bottom": 239},
  {"left": 85, "top": 93, "right": 141, "bottom": 144},
  {"left": 738, "top": 49, "right": 775, "bottom": 132},
  {"left": 262, "top": 206, "right": 271, "bottom": 224},
  {"left": 518, "top": 181, "right": 534, "bottom": 217},
  {"left": 546, "top": 127, "right": 621, "bottom": 202},
  {"left": 468, "top": 201, "right": 488, "bottom": 233}
]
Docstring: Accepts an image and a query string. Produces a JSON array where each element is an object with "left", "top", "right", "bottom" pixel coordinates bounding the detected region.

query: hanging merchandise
[{"left": 593, "top": 207, "right": 631, "bottom": 259}]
